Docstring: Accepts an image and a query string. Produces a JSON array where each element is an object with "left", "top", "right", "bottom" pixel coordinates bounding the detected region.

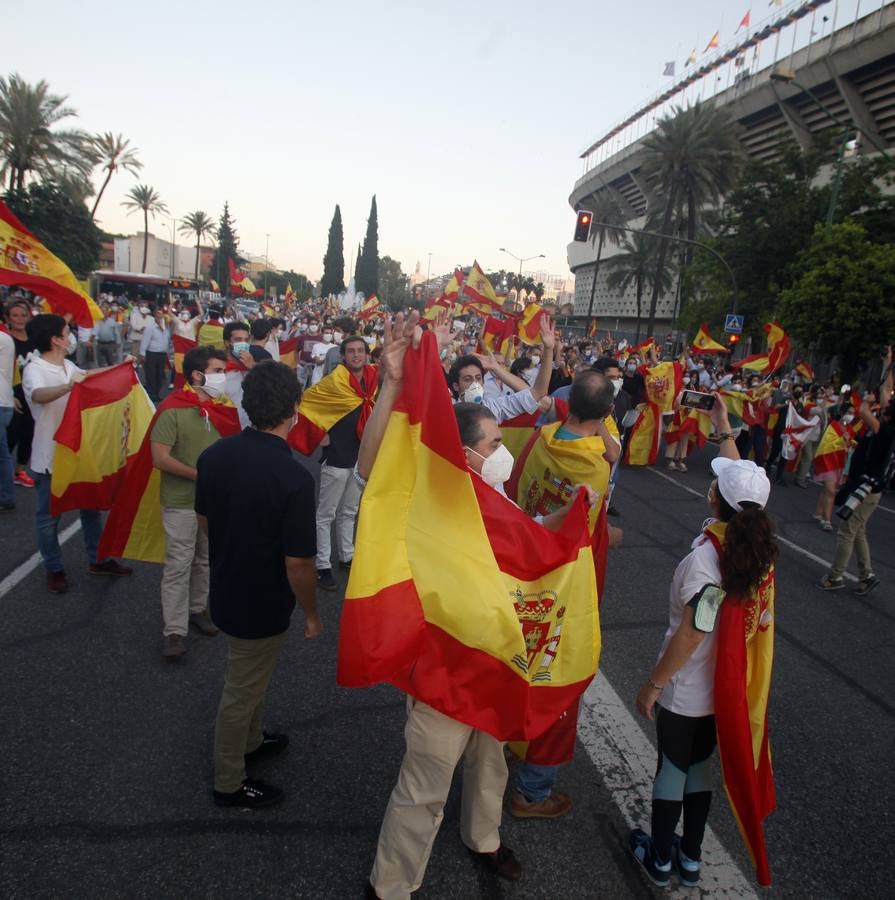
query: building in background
[{"left": 113, "top": 233, "right": 213, "bottom": 280}]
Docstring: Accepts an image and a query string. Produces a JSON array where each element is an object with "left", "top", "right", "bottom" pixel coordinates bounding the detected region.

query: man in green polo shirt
[{"left": 150, "top": 346, "right": 231, "bottom": 658}]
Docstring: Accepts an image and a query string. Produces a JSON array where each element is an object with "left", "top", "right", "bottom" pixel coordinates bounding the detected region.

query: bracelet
[
  {"left": 648, "top": 678, "right": 664, "bottom": 691},
  {"left": 717, "top": 432, "right": 735, "bottom": 441}
]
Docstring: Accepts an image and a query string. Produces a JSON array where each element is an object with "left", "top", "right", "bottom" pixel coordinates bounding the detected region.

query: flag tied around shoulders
[
  {"left": 625, "top": 361, "right": 683, "bottom": 466},
  {"left": 704, "top": 521, "right": 776, "bottom": 887},
  {"left": 690, "top": 322, "right": 729, "bottom": 355},
  {"left": 0, "top": 199, "right": 103, "bottom": 328},
  {"left": 287, "top": 362, "right": 378, "bottom": 455},
  {"left": 50, "top": 363, "right": 155, "bottom": 516},
  {"left": 337, "top": 332, "right": 601, "bottom": 744},
  {"left": 172, "top": 334, "right": 197, "bottom": 388},
  {"left": 813, "top": 421, "right": 848, "bottom": 474},
  {"left": 97, "top": 386, "right": 240, "bottom": 563},
  {"left": 734, "top": 322, "right": 791, "bottom": 374}
]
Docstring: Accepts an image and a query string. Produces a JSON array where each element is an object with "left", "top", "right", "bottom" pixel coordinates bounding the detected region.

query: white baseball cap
[{"left": 711, "top": 458, "right": 771, "bottom": 511}]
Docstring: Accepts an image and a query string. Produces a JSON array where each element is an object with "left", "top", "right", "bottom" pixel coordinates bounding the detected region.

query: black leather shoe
[
  {"left": 213, "top": 779, "right": 283, "bottom": 809},
  {"left": 469, "top": 843, "right": 522, "bottom": 881},
  {"left": 245, "top": 731, "right": 289, "bottom": 763}
]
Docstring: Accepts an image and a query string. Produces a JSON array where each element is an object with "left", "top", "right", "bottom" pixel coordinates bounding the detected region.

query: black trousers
[
  {"left": 143, "top": 350, "right": 168, "bottom": 402},
  {"left": 6, "top": 384, "right": 34, "bottom": 466}
]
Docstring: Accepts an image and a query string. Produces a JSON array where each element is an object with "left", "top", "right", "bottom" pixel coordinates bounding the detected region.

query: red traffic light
[
  {"left": 727, "top": 333, "right": 740, "bottom": 344},
  {"left": 574, "top": 209, "right": 593, "bottom": 242}
]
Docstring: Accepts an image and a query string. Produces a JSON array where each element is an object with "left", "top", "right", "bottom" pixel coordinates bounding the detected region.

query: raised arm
[{"left": 529, "top": 314, "right": 556, "bottom": 402}]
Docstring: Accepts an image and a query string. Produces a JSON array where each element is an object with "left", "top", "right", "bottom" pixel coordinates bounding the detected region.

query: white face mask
[
  {"left": 179, "top": 312, "right": 191, "bottom": 321},
  {"left": 683, "top": 377, "right": 691, "bottom": 386},
  {"left": 841, "top": 414, "right": 854, "bottom": 425},
  {"left": 333, "top": 332, "right": 343, "bottom": 343},
  {"left": 610, "top": 377, "right": 623, "bottom": 397},
  {"left": 530, "top": 355, "right": 541, "bottom": 367},
  {"left": 298, "top": 323, "right": 308, "bottom": 332},
  {"left": 625, "top": 363, "right": 636, "bottom": 373},
  {"left": 139, "top": 306, "right": 149, "bottom": 314},
  {"left": 201, "top": 371, "right": 227, "bottom": 398},
  {"left": 322, "top": 332, "right": 333, "bottom": 343},
  {"left": 462, "top": 382, "right": 485, "bottom": 404},
  {"left": 66, "top": 332, "right": 77, "bottom": 355},
  {"left": 466, "top": 443, "right": 515, "bottom": 488}
]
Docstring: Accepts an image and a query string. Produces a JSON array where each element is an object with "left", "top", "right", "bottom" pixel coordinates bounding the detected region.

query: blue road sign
[{"left": 724, "top": 314, "right": 744, "bottom": 334}]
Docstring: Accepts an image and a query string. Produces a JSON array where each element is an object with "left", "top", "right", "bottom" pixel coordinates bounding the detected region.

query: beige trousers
[
  {"left": 830, "top": 490, "right": 881, "bottom": 581},
  {"left": 160, "top": 508, "right": 209, "bottom": 637},
  {"left": 213, "top": 631, "right": 287, "bottom": 792},
  {"left": 370, "top": 698, "right": 507, "bottom": 900}
]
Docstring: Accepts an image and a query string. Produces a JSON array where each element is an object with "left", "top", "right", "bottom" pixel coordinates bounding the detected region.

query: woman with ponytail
[{"left": 630, "top": 395, "right": 778, "bottom": 889}]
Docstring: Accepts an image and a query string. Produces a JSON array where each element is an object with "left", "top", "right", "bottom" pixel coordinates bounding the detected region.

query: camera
[{"left": 835, "top": 476, "right": 876, "bottom": 520}]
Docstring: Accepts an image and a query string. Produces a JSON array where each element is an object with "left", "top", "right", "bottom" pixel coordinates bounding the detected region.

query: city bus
[{"left": 89, "top": 272, "right": 218, "bottom": 309}]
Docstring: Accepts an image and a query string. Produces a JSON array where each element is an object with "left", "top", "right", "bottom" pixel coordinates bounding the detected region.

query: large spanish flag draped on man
[
  {"left": 288, "top": 363, "right": 378, "bottom": 455},
  {"left": 337, "top": 333, "right": 601, "bottom": 744},
  {"left": 0, "top": 199, "right": 103, "bottom": 328},
  {"left": 50, "top": 363, "right": 155, "bottom": 516},
  {"left": 704, "top": 521, "right": 776, "bottom": 887},
  {"left": 624, "top": 361, "right": 683, "bottom": 465},
  {"left": 98, "top": 386, "right": 240, "bottom": 563}
]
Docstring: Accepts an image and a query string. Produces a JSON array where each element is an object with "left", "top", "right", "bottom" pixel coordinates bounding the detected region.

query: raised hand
[{"left": 540, "top": 313, "right": 556, "bottom": 351}]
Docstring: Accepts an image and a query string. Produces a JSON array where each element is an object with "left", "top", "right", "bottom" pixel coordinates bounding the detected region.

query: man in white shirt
[
  {"left": 0, "top": 311, "right": 16, "bottom": 510},
  {"left": 127, "top": 303, "right": 151, "bottom": 358},
  {"left": 22, "top": 314, "right": 134, "bottom": 594}
]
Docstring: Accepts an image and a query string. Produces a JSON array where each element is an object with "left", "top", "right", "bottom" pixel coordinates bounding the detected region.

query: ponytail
[{"left": 717, "top": 498, "right": 778, "bottom": 596}]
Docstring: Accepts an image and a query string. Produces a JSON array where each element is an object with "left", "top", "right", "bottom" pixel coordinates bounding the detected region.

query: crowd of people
[{"left": 1, "top": 286, "right": 893, "bottom": 898}]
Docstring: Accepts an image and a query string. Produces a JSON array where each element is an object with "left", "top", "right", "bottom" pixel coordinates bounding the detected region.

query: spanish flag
[
  {"left": 50, "top": 363, "right": 155, "bottom": 516},
  {"left": 172, "top": 334, "right": 197, "bottom": 388},
  {"left": 624, "top": 403, "right": 662, "bottom": 465},
  {"left": 517, "top": 301, "right": 544, "bottom": 344},
  {"left": 664, "top": 406, "right": 712, "bottom": 448},
  {"left": 704, "top": 521, "right": 776, "bottom": 886},
  {"left": 278, "top": 336, "right": 300, "bottom": 368},
  {"left": 209, "top": 279, "right": 221, "bottom": 293},
  {"left": 288, "top": 363, "right": 378, "bottom": 455},
  {"left": 704, "top": 30, "right": 720, "bottom": 52},
  {"left": 795, "top": 360, "right": 814, "bottom": 382},
  {"left": 443, "top": 268, "right": 465, "bottom": 300},
  {"left": 587, "top": 319, "right": 597, "bottom": 338},
  {"left": 734, "top": 322, "right": 791, "bottom": 374},
  {"left": 813, "top": 421, "right": 847, "bottom": 475},
  {"left": 720, "top": 383, "right": 773, "bottom": 423},
  {"left": 479, "top": 315, "right": 515, "bottom": 356},
  {"left": 337, "top": 332, "right": 600, "bottom": 743},
  {"left": 97, "top": 387, "right": 240, "bottom": 563},
  {"left": 284, "top": 282, "right": 296, "bottom": 305},
  {"left": 358, "top": 295, "right": 381, "bottom": 321},
  {"left": 629, "top": 337, "right": 657, "bottom": 358},
  {"left": 690, "top": 322, "right": 729, "bottom": 355},
  {"left": 421, "top": 294, "right": 454, "bottom": 321},
  {"left": 498, "top": 411, "right": 541, "bottom": 460},
  {"left": 644, "top": 360, "right": 683, "bottom": 413},
  {"left": 461, "top": 261, "right": 503, "bottom": 315},
  {"left": 0, "top": 199, "right": 103, "bottom": 328}
]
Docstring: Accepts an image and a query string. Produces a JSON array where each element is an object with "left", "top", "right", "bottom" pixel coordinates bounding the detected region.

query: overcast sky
[{"left": 4, "top": 0, "right": 870, "bottom": 280}]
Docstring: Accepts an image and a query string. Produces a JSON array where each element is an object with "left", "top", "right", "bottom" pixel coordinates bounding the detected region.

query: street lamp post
[
  {"left": 499, "top": 248, "right": 545, "bottom": 277},
  {"left": 264, "top": 233, "right": 270, "bottom": 301}
]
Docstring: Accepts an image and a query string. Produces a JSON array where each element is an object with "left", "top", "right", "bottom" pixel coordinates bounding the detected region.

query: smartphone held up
[{"left": 681, "top": 390, "right": 716, "bottom": 411}]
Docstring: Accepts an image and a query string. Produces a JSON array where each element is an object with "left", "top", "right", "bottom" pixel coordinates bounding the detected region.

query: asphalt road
[{"left": 1, "top": 443, "right": 893, "bottom": 899}]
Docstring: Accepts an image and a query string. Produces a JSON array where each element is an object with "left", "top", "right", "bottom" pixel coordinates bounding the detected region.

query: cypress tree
[
  {"left": 357, "top": 194, "right": 379, "bottom": 297},
  {"left": 354, "top": 244, "right": 362, "bottom": 284},
  {"left": 207, "top": 201, "right": 239, "bottom": 294},
  {"left": 320, "top": 204, "right": 345, "bottom": 297}
]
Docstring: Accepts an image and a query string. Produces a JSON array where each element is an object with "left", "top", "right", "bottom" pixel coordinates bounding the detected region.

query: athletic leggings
[{"left": 651, "top": 706, "right": 717, "bottom": 864}]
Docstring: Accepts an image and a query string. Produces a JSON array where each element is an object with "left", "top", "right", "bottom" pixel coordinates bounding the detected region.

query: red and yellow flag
[
  {"left": 172, "top": 334, "right": 197, "bottom": 388},
  {"left": 813, "top": 421, "right": 847, "bottom": 475},
  {"left": 517, "top": 302, "right": 544, "bottom": 344},
  {"left": 337, "top": 332, "right": 600, "bottom": 743},
  {"left": 734, "top": 322, "right": 791, "bottom": 374},
  {"left": 50, "top": 363, "right": 155, "bottom": 516},
  {"left": 664, "top": 406, "right": 712, "bottom": 448},
  {"left": 720, "top": 383, "right": 773, "bottom": 422},
  {"left": 284, "top": 282, "right": 296, "bottom": 305},
  {"left": 643, "top": 360, "right": 683, "bottom": 413},
  {"left": 479, "top": 315, "right": 515, "bottom": 356},
  {"left": 690, "top": 322, "right": 729, "bottom": 355},
  {"left": 461, "top": 261, "right": 503, "bottom": 316},
  {"left": 97, "top": 387, "right": 240, "bottom": 563},
  {"left": 443, "top": 268, "right": 465, "bottom": 300},
  {"left": 704, "top": 30, "right": 720, "bottom": 52},
  {"left": 704, "top": 521, "right": 776, "bottom": 887},
  {"left": 357, "top": 295, "right": 381, "bottom": 321},
  {"left": 496, "top": 411, "right": 541, "bottom": 460},
  {"left": 421, "top": 294, "right": 454, "bottom": 321},
  {"left": 794, "top": 360, "right": 814, "bottom": 382},
  {"left": 209, "top": 278, "right": 221, "bottom": 293},
  {"left": 629, "top": 337, "right": 656, "bottom": 358},
  {"left": 0, "top": 199, "right": 103, "bottom": 328},
  {"left": 587, "top": 319, "right": 598, "bottom": 338},
  {"left": 288, "top": 363, "right": 378, "bottom": 455},
  {"left": 624, "top": 403, "right": 662, "bottom": 465},
  {"left": 278, "top": 336, "right": 300, "bottom": 368}
]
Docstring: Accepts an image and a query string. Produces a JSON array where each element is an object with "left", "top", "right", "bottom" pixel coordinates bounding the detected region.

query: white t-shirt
[
  {"left": 0, "top": 330, "right": 15, "bottom": 408},
  {"left": 656, "top": 524, "right": 723, "bottom": 718},
  {"left": 22, "top": 356, "right": 84, "bottom": 473}
]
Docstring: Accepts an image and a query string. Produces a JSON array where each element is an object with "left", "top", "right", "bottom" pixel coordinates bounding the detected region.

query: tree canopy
[{"left": 320, "top": 204, "right": 345, "bottom": 298}]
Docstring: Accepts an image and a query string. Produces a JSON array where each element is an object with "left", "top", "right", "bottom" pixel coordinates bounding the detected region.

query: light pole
[
  {"left": 770, "top": 68, "right": 894, "bottom": 166},
  {"left": 499, "top": 248, "right": 545, "bottom": 277},
  {"left": 264, "top": 233, "right": 270, "bottom": 301}
]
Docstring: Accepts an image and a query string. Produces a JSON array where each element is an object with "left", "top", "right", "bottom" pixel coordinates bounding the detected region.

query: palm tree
[
  {"left": 179, "top": 211, "right": 216, "bottom": 281},
  {"left": 639, "top": 101, "right": 741, "bottom": 335},
  {"left": 605, "top": 233, "right": 674, "bottom": 342},
  {"left": 90, "top": 132, "right": 142, "bottom": 220},
  {"left": 0, "top": 73, "right": 95, "bottom": 192},
  {"left": 122, "top": 184, "right": 168, "bottom": 273}
]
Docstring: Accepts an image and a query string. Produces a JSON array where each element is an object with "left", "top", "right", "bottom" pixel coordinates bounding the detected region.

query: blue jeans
[
  {"left": 0, "top": 406, "right": 13, "bottom": 505},
  {"left": 516, "top": 761, "right": 559, "bottom": 802},
  {"left": 31, "top": 470, "right": 103, "bottom": 573}
]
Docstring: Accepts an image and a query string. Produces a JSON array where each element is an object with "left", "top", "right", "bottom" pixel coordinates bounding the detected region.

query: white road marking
[
  {"left": 0, "top": 521, "right": 82, "bottom": 600},
  {"left": 578, "top": 676, "right": 758, "bottom": 898},
  {"left": 646, "top": 467, "right": 859, "bottom": 583}
]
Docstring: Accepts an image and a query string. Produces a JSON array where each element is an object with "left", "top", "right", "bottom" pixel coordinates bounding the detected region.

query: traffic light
[
  {"left": 727, "top": 333, "right": 740, "bottom": 346},
  {"left": 574, "top": 209, "right": 593, "bottom": 242}
]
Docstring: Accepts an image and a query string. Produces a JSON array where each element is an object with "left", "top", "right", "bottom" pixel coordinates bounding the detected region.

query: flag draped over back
[
  {"left": 50, "top": 363, "right": 155, "bottom": 516},
  {"left": 0, "top": 199, "right": 103, "bottom": 328},
  {"left": 337, "top": 333, "right": 601, "bottom": 744},
  {"left": 704, "top": 521, "right": 776, "bottom": 887},
  {"left": 690, "top": 322, "right": 729, "bottom": 355},
  {"left": 97, "top": 387, "right": 240, "bottom": 563},
  {"left": 172, "top": 335, "right": 197, "bottom": 388},
  {"left": 287, "top": 363, "right": 378, "bottom": 455}
]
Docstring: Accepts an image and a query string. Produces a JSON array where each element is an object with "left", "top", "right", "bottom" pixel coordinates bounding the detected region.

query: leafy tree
[
  {"left": 777, "top": 221, "right": 895, "bottom": 380},
  {"left": 4, "top": 181, "right": 102, "bottom": 277},
  {"left": 90, "top": 132, "right": 141, "bottom": 220},
  {"left": 0, "top": 73, "right": 95, "bottom": 191},
  {"left": 639, "top": 100, "right": 742, "bottom": 334},
  {"left": 320, "top": 204, "right": 345, "bottom": 297},
  {"left": 122, "top": 184, "right": 168, "bottom": 273},
  {"left": 280, "top": 270, "right": 314, "bottom": 301},
  {"left": 178, "top": 210, "right": 216, "bottom": 281},
  {"left": 356, "top": 195, "right": 379, "bottom": 297},
  {"left": 605, "top": 233, "right": 672, "bottom": 341},
  {"left": 206, "top": 202, "right": 240, "bottom": 294},
  {"left": 379, "top": 255, "right": 410, "bottom": 310}
]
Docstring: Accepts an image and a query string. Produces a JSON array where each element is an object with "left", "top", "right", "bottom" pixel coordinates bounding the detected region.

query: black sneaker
[
  {"left": 672, "top": 834, "right": 701, "bottom": 888},
  {"left": 317, "top": 569, "right": 336, "bottom": 591},
  {"left": 630, "top": 828, "right": 672, "bottom": 887},
  {"left": 817, "top": 575, "right": 845, "bottom": 591},
  {"left": 855, "top": 575, "right": 880, "bottom": 596},
  {"left": 213, "top": 778, "right": 283, "bottom": 809},
  {"left": 338, "top": 559, "right": 352, "bottom": 571},
  {"left": 245, "top": 731, "right": 290, "bottom": 763},
  {"left": 468, "top": 843, "right": 522, "bottom": 881}
]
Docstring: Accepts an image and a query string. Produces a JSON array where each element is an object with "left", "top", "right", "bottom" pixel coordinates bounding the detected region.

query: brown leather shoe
[
  {"left": 89, "top": 559, "right": 133, "bottom": 576},
  {"left": 47, "top": 570, "right": 69, "bottom": 594},
  {"left": 189, "top": 612, "right": 219, "bottom": 636},
  {"left": 468, "top": 843, "right": 522, "bottom": 881},
  {"left": 510, "top": 790, "right": 572, "bottom": 819},
  {"left": 162, "top": 634, "right": 187, "bottom": 659}
]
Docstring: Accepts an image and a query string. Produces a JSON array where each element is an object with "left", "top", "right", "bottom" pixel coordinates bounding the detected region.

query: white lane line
[
  {"left": 578, "top": 676, "right": 758, "bottom": 898},
  {"left": 876, "top": 504, "right": 895, "bottom": 517},
  {"left": 646, "top": 467, "right": 858, "bottom": 583},
  {"left": 0, "top": 521, "right": 82, "bottom": 600}
]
